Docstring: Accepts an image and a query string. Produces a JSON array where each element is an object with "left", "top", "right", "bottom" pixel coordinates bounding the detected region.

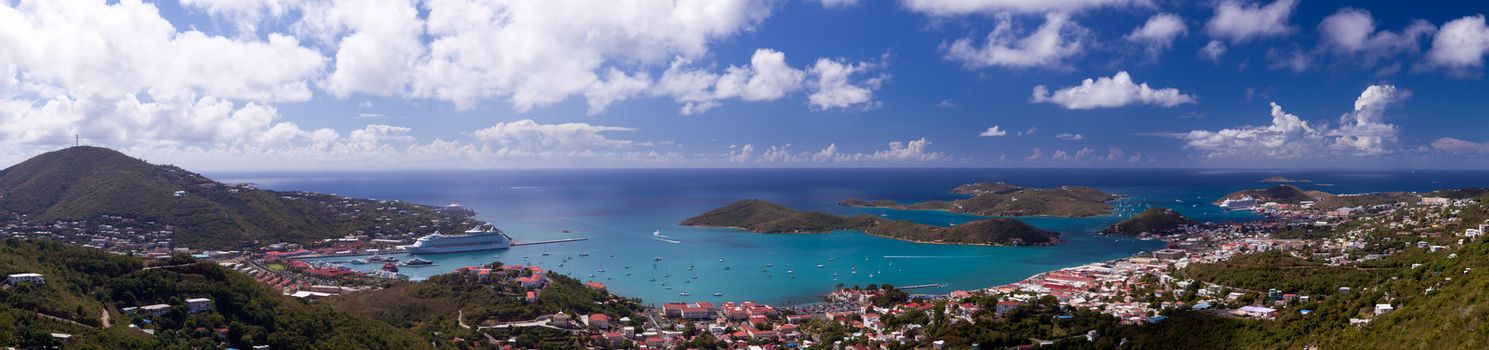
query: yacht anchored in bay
[{"left": 401, "top": 224, "right": 512, "bottom": 254}]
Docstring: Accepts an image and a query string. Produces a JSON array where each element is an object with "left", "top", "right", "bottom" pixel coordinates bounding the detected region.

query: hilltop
[
  {"left": 0, "top": 239, "right": 429, "bottom": 349},
  {"left": 0, "top": 147, "right": 474, "bottom": 249},
  {"left": 1216, "top": 185, "right": 1318, "bottom": 204},
  {"left": 841, "top": 182, "right": 1118, "bottom": 217},
  {"left": 681, "top": 199, "right": 1060, "bottom": 246},
  {"left": 1100, "top": 207, "right": 1195, "bottom": 236}
]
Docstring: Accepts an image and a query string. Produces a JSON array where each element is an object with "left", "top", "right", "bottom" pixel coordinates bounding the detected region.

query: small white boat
[
  {"left": 713, "top": 292, "right": 723, "bottom": 297},
  {"left": 679, "top": 292, "right": 690, "bottom": 296}
]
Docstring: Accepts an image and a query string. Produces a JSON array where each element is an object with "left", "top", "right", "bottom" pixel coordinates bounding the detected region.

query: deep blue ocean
[{"left": 212, "top": 168, "right": 1489, "bottom": 306}]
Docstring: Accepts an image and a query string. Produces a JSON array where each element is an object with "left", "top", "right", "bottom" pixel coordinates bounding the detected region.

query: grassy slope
[
  {"left": 1127, "top": 197, "right": 1489, "bottom": 348},
  {"left": 0, "top": 239, "right": 430, "bottom": 349}
]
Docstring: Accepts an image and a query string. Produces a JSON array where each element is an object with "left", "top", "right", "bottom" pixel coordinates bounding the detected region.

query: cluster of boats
[{"left": 341, "top": 254, "right": 434, "bottom": 274}]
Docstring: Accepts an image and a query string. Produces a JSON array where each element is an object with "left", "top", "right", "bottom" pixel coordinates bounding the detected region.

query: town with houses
[{"left": 5, "top": 187, "right": 1489, "bottom": 348}]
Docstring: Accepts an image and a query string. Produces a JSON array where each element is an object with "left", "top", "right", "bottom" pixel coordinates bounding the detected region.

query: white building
[
  {"left": 186, "top": 298, "right": 214, "bottom": 314},
  {"left": 5, "top": 273, "right": 44, "bottom": 285},
  {"left": 141, "top": 304, "right": 172, "bottom": 317}
]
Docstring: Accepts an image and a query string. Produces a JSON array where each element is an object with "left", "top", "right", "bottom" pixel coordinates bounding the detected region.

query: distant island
[
  {"left": 839, "top": 182, "right": 1118, "bottom": 217},
  {"left": 1260, "top": 176, "right": 1311, "bottom": 183},
  {"left": 0, "top": 146, "right": 477, "bottom": 250},
  {"left": 1100, "top": 207, "right": 1194, "bottom": 236},
  {"left": 680, "top": 199, "right": 1061, "bottom": 246}
]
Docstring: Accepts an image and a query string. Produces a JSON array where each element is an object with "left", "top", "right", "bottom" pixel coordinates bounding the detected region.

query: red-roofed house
[{"left": 589, "top": 314, "right": 611, "bottom": 329}]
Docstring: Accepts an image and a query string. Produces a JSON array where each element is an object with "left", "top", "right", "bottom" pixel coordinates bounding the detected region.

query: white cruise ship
[
  {"left": 1219, "top": 197, "right": 1259, "bottom": 211},
  {"left": 402, "top": 224, "right": 512, "bottom": 254}
]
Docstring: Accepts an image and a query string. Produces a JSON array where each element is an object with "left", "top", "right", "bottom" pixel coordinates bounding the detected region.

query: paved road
[{"left": 142, "top": 263, "right": 198, "bottom": 270}]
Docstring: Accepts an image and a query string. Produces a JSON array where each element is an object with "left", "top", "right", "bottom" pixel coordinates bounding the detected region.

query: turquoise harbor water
[{"left": 214, "top": 169, "right": 1489, "bottom": 306}]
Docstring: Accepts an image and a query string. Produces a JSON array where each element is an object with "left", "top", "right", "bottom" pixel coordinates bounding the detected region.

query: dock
[
  {"left": 511, "top": 238, "right": 588, "bottom": 246},
  {"left": 898, "top": 283, "right": 947, "bottom": 290}
]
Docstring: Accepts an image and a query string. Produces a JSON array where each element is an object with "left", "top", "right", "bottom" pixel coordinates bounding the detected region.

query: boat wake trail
[
  {"left": 652, "top": 236, "right": 682, "bottom": 244},
  {"left": 651, "top": 229, "right": 682, "bottom": 244}
]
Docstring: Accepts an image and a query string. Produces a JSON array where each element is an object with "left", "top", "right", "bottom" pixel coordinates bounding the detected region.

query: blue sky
[{"left": 1, "top": 0, "right": 1488, "bottom": 170}]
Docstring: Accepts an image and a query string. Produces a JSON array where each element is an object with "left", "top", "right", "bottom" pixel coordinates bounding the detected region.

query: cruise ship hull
[
  {"left": 402, "top": 225, "right": 512, "bottom": 254},
  {"left": 404, "top": 241, "right": 510, "bottom": 254}
]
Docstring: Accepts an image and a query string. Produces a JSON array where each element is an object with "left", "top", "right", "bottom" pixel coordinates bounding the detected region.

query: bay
[{"left": 214, "top": 168, "right": 1488, "bottom": 306}]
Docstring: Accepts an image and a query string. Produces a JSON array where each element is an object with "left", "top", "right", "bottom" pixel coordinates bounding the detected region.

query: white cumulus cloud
[
  {"left": 0, "top": 0, "right": 324, "bottom": 102},
  {"left": 1430, "top": 137, "right": 1489, "bottom": 154},
  {"left": 473, "top": 119, "right": 642, "bottom": 157},
  {"left": 1030, "top": 71, "right": 1196, "bottom": 109},
  {"left": 944, "top": 13, "right": 1083, "bottom": 70},
  {"left": 1317, "top": 9, "right": 1436, "bottom": 70},
  {"left": 815, "top": 0, "right": 859, "bottom": 8},
  {"left": 1425, "top": 15, "right": 1489, "bottom": 73},
  {"left": 807, "top": 58, "right": 886, "bottom": 111},
  {"left": 1205, "top": 0, "right": 1297, "bottom": 43},
  {"left": 1179, "top": 84, "right": 1405, "bottom": 159},
  {"left": 1125, "top": 13, "right": 1187, "bottom": 54},
  {"left": 1199, "top": 40, "right": 1228, "bottom": 62},
  {"left": 1055, "top": 133, "right": 1085, "bottom": 141},
  {"left": 980, "top": 126, "right": 1008, "bottom": 137},
  {"left": 902, "top": 0, "right": 1150, "bottom": 15},
  {"left": 730, "top": 138, "right": 947, "bottom": 163}
]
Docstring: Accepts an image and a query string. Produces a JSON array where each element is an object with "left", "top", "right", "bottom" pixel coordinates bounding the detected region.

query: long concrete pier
[
  {"left": 510, "top": 238, "right": 588, "bottom": 246},
  {"left": 898, "top": 283, "right": 948, "bottom": 290}
]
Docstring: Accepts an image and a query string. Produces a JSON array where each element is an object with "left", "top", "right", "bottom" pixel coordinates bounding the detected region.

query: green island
[
  {"left": 681, "top": 199, "right": 1062, "bottom": 246},
  {"left": 1100, "top": 207, "right": 1195, "bottom": 236},
  {"left": 839, "top": 182, "right": 1118, "bottom": 217}
]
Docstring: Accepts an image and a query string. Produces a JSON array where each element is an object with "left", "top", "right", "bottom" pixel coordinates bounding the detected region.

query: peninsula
[
  {"left": 839, "top": 182, "right": 1118, "bottom": 217},
  {"left": 0, "top": 146, "right": 478, "bottom": 250},
  {"left": 681, "top": 199, "right": 1061, "bottom": 246},
  {"left": 1217, "top": 185, "right": 1421, "bottom": 211}
]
